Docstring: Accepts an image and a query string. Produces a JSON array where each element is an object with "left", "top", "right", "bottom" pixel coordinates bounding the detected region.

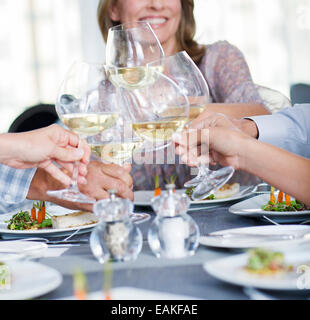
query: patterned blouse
[{"left": 131, "top": 41, "right": 264, "bottom": 190}]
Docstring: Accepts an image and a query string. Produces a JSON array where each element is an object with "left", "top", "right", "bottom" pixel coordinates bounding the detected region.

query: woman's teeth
[{"left": 141, "top": 18, "right": 166, "bottom": 25}]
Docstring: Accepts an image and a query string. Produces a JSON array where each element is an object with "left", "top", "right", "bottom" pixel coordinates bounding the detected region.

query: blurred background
[{"left": 0, "top": 0, "right": 309, "bottom": 133}]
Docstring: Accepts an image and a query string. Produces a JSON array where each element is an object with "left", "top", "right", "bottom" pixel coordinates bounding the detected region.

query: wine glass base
[
  {"left": 184, "top": 175, "right": 204, "bottom": 188},
  {"left": 46, "top": 189, "right": 96, "bottom": 204},
  {"left": 191, "top": 166, "right": 235, "bottom": 201}
]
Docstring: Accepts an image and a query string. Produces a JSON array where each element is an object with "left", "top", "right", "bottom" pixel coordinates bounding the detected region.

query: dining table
[{"left": 17, "top": 196, "right": 308, "bottom": 301}]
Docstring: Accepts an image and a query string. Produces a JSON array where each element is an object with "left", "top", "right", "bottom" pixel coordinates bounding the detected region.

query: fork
[
  {"left": 4, "top": 237, "right": 88, "bottom": 245},
  {"left": 243, "top": 287, "right": 276, "bottom": 300}
]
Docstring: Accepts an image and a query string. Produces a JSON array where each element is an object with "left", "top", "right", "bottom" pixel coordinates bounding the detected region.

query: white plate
[
  {"left": 134, "top": 186, "right": 253, "bottom": 207},
  {"left": 0, "top": 208, "right": 97, "bottom": 239},
  {"left": 229, "top": 194, "right": 310, "bottom": 223},
  {"left": 0, "top": 206, "right": 151, "bottom": 239},
  {"left": 200, "top": 225, "right": 310, "bottom": 249},
  {"left": 0, "top": 261, "right": 62, "bottom": 299},
  {"left": 204, "top": 250, "right": 310, "bottom": 291}
]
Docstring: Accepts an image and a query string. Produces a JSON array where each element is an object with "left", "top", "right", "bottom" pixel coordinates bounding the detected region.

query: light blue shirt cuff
[
  {"left": 0, "top": 166, "right": 37, "bottom": 204},
  {"left": 245, "top": 104, "right": 310, "bottom": 158}
]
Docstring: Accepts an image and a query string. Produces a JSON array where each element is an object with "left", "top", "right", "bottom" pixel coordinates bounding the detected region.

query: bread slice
[
  {"left": 52, "top": 211, "right": 98, "bottom": 229},
  {"left": 214, "top": 183, "right": 240, "bottom": 199}
]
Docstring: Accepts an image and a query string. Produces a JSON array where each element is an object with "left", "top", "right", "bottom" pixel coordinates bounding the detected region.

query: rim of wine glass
[
  {"left": 55, "top": 60, "right": 111, "bottom": 109},
  {"left": 146, "top": 50, "right": 211, "bottom": 102},
  {"left": 106, "top": 21, "right": 165, "bottom": 62},
  {"left": 109, "top": 20, "right": 155, "bottom": 31}
]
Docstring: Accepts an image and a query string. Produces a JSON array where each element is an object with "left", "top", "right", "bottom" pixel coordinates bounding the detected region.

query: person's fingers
[
  {"left": 100, "top": 163, "right": 133, "bottom": 188},
  {"left": 39, "top": 162, "right": 72, "bottom": 186},
  {"left": 79, "top": 161, "right": 134, "bottom": 201},
  {"left": 173, "top": 128, "right": 210, "bottom": 150},
  {"left": 51, "top": 145, "right": 85, "bottom": 163},
  {"left": 77, "top": 175, "right": 88, "bottom": 185},
  {"left": 79, "top": 139, "right": 91, "bottom": 164},
  {"left": 122, "top": 163, "right": 132, "bottom": 173},
  {"left": 190, "top": 112, "right": 233, "bottom": 131}
]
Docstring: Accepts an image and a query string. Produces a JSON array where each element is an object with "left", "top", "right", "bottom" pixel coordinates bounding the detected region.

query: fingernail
[
  {"left": 79, "top": 177, "right": 87, "bottom": 185},
  {"left": 74, "top": 148, "right": 84, "bottom": 158}
]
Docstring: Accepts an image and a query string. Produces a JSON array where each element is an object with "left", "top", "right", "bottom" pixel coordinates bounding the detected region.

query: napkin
[{"left": 0, "top": 240, "right": 47, "bottom": 254}]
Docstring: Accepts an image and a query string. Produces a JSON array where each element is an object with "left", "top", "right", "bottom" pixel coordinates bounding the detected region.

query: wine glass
[
  {"left": 122, "top": 70, "right": 190, "bottom": 152},
  {"left": 105, "top": 21, "right": 164, "bottom": 90},
  {"left": 46, "top": 61, "right": 119, "bottom": 203},
  {"left": 86, "top": 86, "right": 144, "bottom": 166},
  {"left": 148, "top": 51, "right": 234, "bottom": 200}
]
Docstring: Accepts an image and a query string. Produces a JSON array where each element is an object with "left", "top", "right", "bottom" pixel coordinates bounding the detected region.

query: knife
[{"left": 202, "top": 232, "right": 310, "bottom": 240}]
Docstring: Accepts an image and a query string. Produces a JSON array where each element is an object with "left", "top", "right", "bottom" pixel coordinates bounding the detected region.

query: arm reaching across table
[{"left": 173, "top": 114, "right": 310, "bottom": 206}]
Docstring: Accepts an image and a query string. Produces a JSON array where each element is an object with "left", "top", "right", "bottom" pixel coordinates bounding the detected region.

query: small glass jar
[
  {"left": 90, "top": 190, "right": 142, "bottom": 263},
  {"left": 148, "top": 184, "right": 200, "bottom": 259}
]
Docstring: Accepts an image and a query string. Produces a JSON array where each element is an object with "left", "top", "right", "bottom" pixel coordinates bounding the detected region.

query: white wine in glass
[
  {"left": 60, "top": 113, "right": 118, "bottom": 137},
  {"left": 124, "top": 71, "right": 189, "bottom": 151},
  {"left": 90, "top": 139, "right": 143, "bottom": 166}
]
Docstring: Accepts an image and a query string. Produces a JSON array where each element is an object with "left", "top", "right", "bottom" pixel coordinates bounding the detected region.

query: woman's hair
[{"left": 97, "top": 0, "right": 206, "bottom": 65}]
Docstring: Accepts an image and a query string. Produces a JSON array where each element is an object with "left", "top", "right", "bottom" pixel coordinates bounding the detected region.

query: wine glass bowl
[
  {"left": 105, "top": 21, "right": 164, "bottom": 90},
  {"left": 126, "top": 71, "right": 189, "bottom": 150}
]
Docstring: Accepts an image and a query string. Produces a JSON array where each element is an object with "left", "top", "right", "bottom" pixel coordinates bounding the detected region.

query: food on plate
[
  {"left": 0, "top": 262, "right": 11, "bottom": 289},
  {"left": 154, "top": 175, "right": 161, "bottom": 197},
  {"left": 262, "top": 200, "right": 310, "bottom": 212},
  {"left": 185, "top": 183, "right": 240, "bottom": 201},
  {"left": 153, "top": 175, "right": 177, "bottom": 197},
  {"left": 5, "top": 203, "right": 98, "bottom": 230},
  {"left": 214, "top": 183, "right": 240, "bottom": 199},
  {"left": 244, "top": 248, "right": 293, "bottom": 275},
  {"left": 262, "top": 187, "right": 310, "bottom": 211},
  {"left": 6, "top": 209, "right": 52, "bottom": 230},
  {"left": 51, "top": 211, "right": 98, "bottom": 229},
  {"left": 262, "top": 189, "right": 310, "bottom": 211}
]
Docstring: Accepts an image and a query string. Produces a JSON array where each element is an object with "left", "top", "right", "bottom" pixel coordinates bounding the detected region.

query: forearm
[
  {"left": 0, "top": 133, "right": 24, "bottom": 163},
  {"left": 205, "top": 103, "right": 271, "bottom": 118},
  {"left": 239, "top": 138, "right": 310, "bottom": 204}
]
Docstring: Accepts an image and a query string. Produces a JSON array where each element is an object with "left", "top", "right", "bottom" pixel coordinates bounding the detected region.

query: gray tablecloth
[{"left": 11, "top": 200, "right": 309, "bottom": 300}]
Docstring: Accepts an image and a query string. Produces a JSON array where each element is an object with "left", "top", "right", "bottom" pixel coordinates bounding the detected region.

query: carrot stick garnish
[
  {"left": 73, "top": 269, "right": 87, "bottom": 300},
  {"left": 103, "top": 259, "right": 113, "bottom": 300},
  {"left": 285, "top": 194, "right": 291, "bottom": 206},
  {"left": 37, "top": 209, "right": 44, "bottom": 224},
  {"left": 277, "top": 191, "right": 283, "bottom": 203},
  {"left": 270, "top": 186, "right": 275, "bottom": 204},
  {"left": 36, "top": 200, "right": 45, "bottom": 223},
  {"left": 31, "top": 202, "right": 36, "bottom": 220},
  {"left": 41, "top": 201, "right": 46, "bottom": 220},
  {"left": 154, "top": 175, "right": 161, "bottom": 197}
]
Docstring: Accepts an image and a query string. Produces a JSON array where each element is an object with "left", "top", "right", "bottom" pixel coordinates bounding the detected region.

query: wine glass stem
[
  {"left": 68, "top": 161, "right": 80, "bottom": 193},
  {"left": 198, "top": 164, "right": 210, "bottom": 176}
]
